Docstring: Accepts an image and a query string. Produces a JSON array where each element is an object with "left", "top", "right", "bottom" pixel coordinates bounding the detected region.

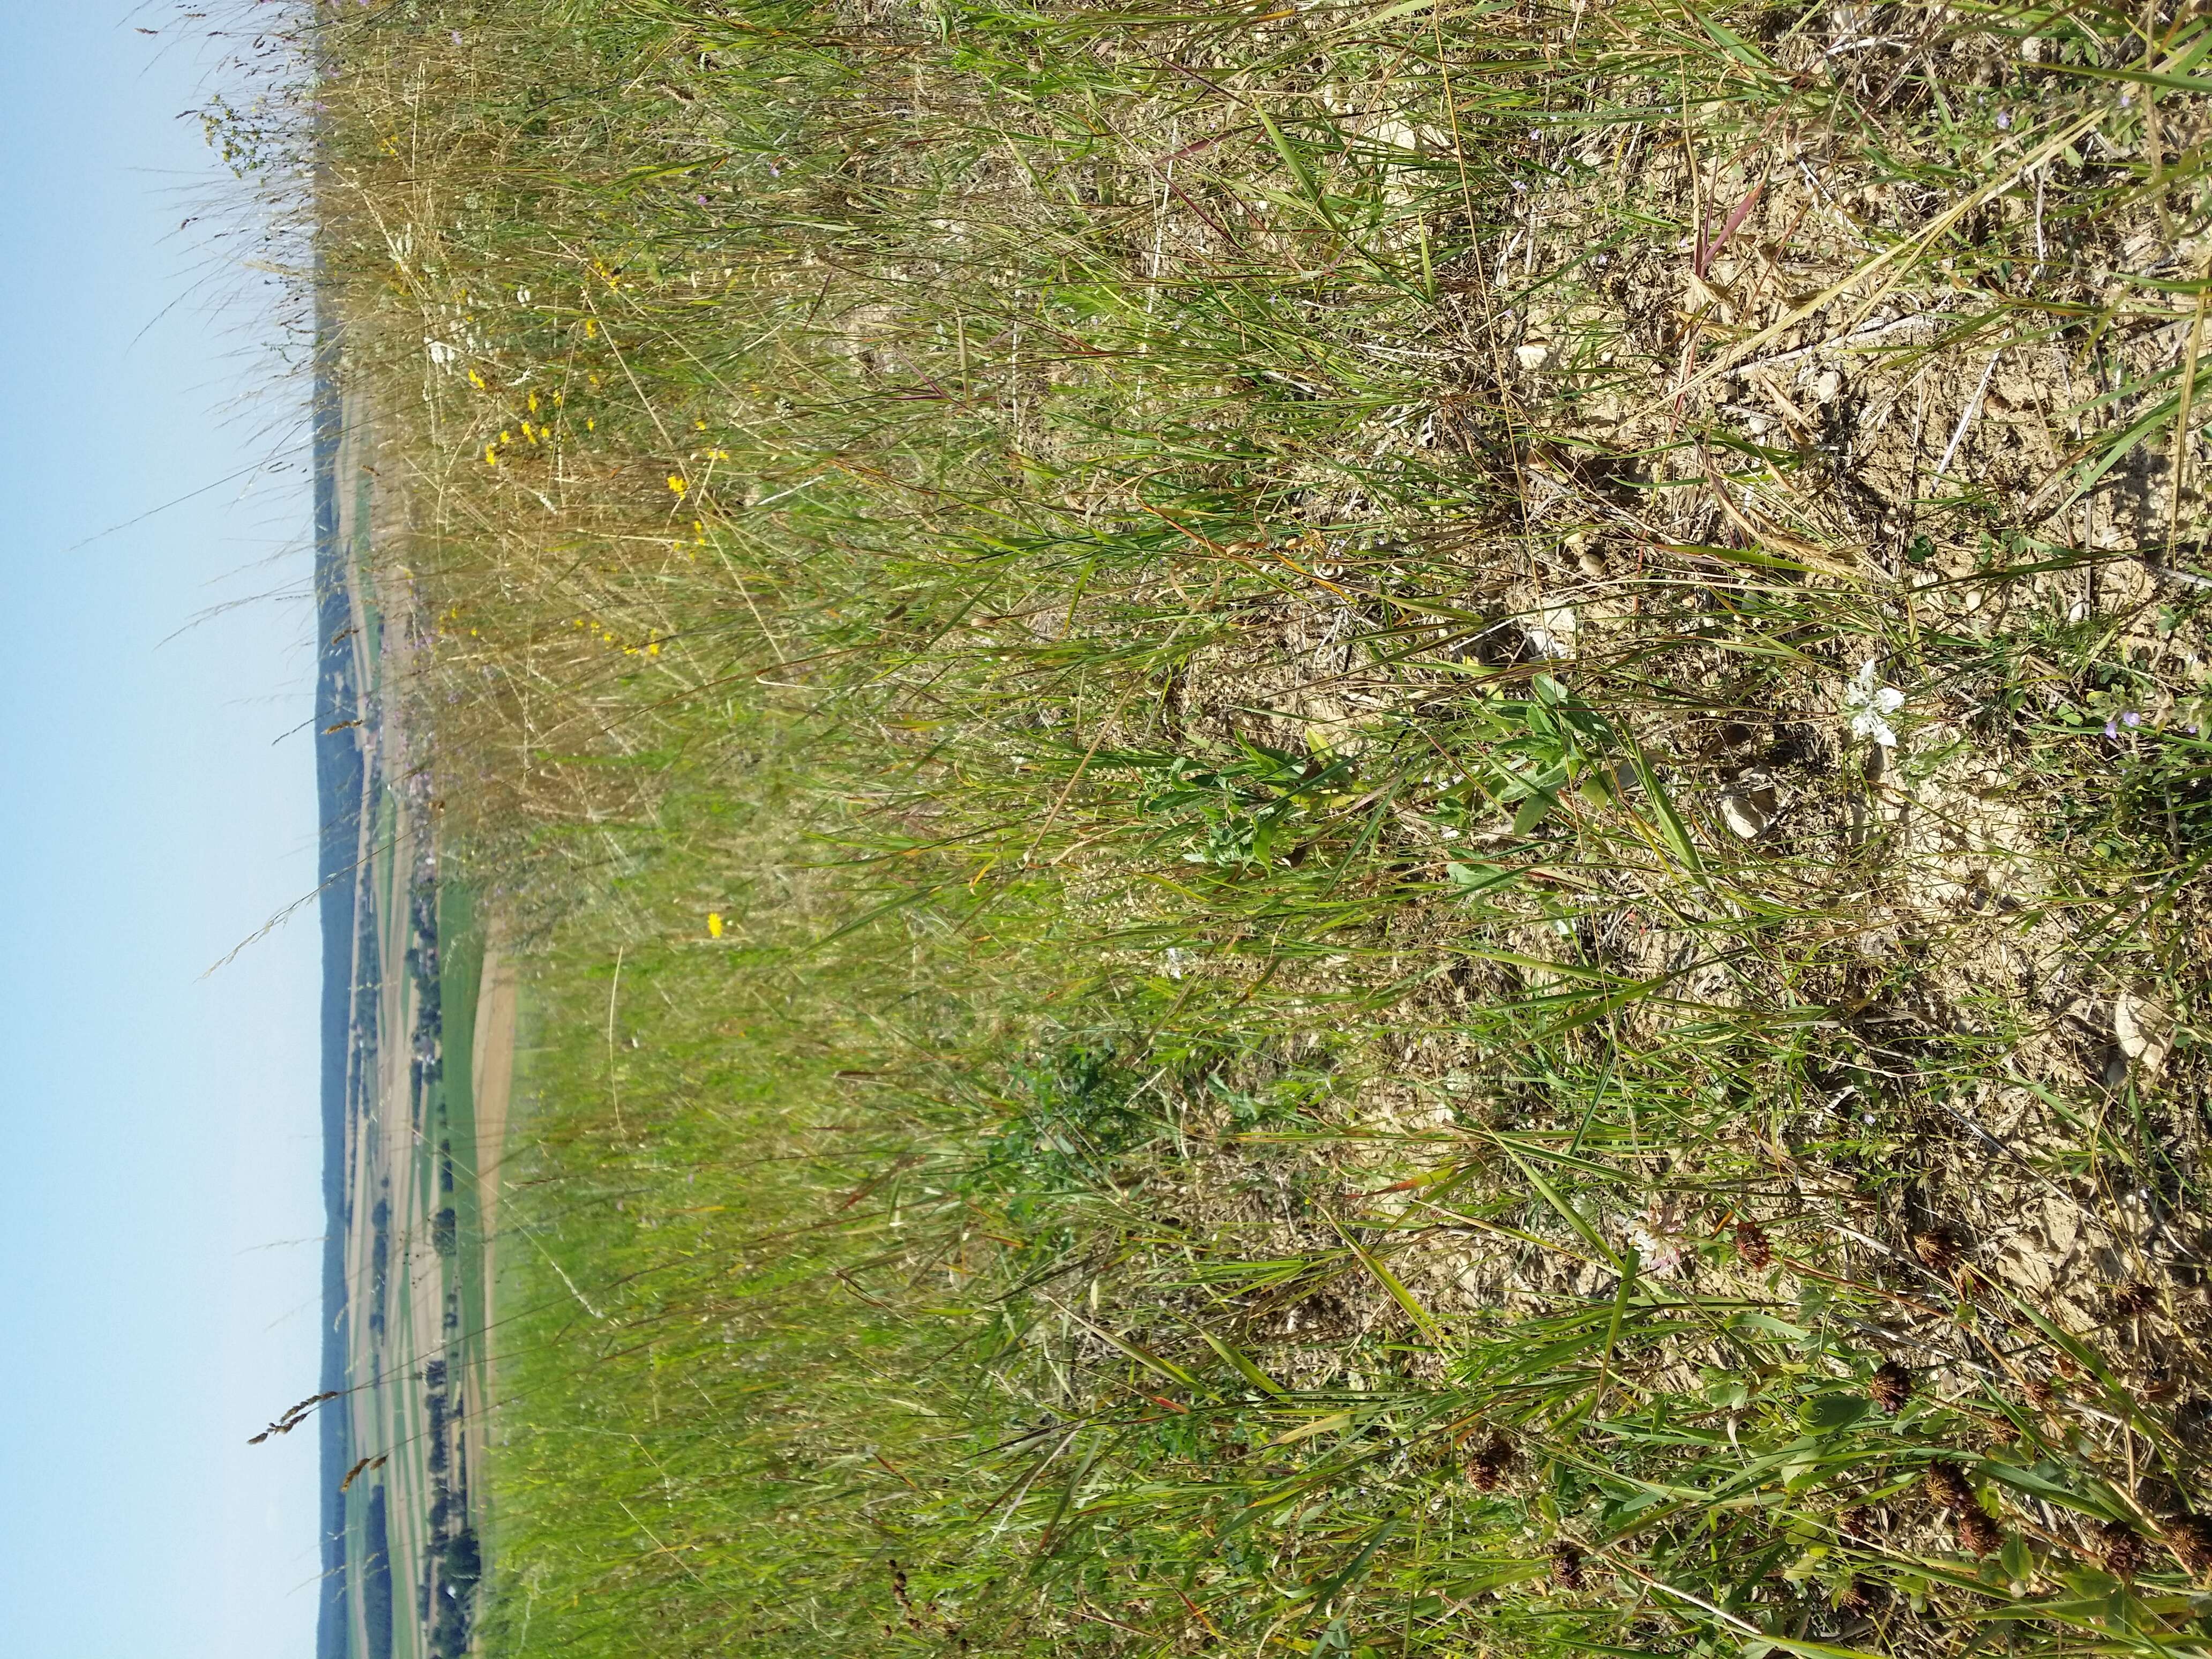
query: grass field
[{"left": 265, "top": 0, "right": 2212, "bottom": 1652}]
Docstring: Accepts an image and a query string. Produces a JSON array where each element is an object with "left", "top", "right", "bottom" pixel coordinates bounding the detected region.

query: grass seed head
[
  {"left": 1911, "top": 1224, "right": 1967, "bottom": 1274},
  {"left": 1840, "top": 1576, "right": 1889, "bottom": 1617},
  {"left": 1869, "top": 1361, "right": 1913, "bottom": 1415},
  {"left": 1735, "top": 1220, "right": 1773, "bottom": 1269},
  {"left": 1550, "top": 1541, "right": 1587, "bottom": 1591},
  {"left": 2110, "top": 1282, "right": 2159, "bottom": 1321},
  {"left": 1468, "top": 1430, "right": 1514, "bottom": 1492},
  {"left": 2101, "top": 1520, "right": 2150, "bottom": 1579},
  {"left": 1925, "top": 1461, "right": 1975, "bottom": 1512},
  {"left": 1957, "top": 1508, "right": 2004, "bottom": 1558},
  {"left": 2164, "top": 1514, "right": 2212, "bottom": 1576}
]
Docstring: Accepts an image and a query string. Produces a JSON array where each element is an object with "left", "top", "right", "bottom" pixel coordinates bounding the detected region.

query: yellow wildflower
[
  {"left": 667, "top": 474, "right": 687, "bottom": 496},
  {"left": 707, "top": 912, "right": 724, "bottom": 939},
  {"left": 484, "top": 445, "right": 497, "bottom": 466}
]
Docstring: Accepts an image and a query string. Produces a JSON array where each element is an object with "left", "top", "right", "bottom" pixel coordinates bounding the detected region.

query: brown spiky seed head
[
  {"left": 2111, "top": 1282, "right": 2159, "bottom": 1321},
  {"left": 1912, "top": 1225, "right": 1966, "bottom": 1273},
  {"left": 2164, "top": 1514, "right": 2212, "bottom": 1576},
  {"left": 1840, "top": 1576, "right": 1889, "bottom": 1617},
  {"left": 1735, "top": 1221, "right": 1773, "bottom": 1269},
  {"left": 1550, "top": 1541, "right": 1587, "bottom": 1591},
  {"left": 1839, "top": 1505, "right": 1879, "bottom": 1542},
  {"left": 1957, "top": 1508, "right": 2004, "bottom": 1557},
  {"left": 1468, "top": 1431, "right": 1514, "bottom": 1493},
  {"left": 2102, "top": 1520, "right": 2150, "bottom": 1578},
  {"left": 2025, "top": 1376, "right": 2057, "bottom": 1409},
  {"left": 1869, "top": 1361, "right": 1913, "bottom": 1415},
  {"left": 1925, "top": 1460, "right": 1975, "bottom": 1512}
]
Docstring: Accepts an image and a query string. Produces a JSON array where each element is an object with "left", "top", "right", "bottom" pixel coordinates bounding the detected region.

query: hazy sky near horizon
[{"left": 0, "top": 8, "right": 324, "bottom": 1658}]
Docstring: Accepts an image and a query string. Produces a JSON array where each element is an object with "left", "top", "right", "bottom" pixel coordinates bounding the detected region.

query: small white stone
[
  {"left": 1718, "top": 782, "right": 1777, "bottom": 839},
  {"left": 2116, "top": 988, "right": 2176, "bottom": 1073},
  {"left": 1515, "top": 340, "right": 1551, "bottom": 371},
  {"left": 1525, "top": 604, "right": 1577, "bottom": 659}
]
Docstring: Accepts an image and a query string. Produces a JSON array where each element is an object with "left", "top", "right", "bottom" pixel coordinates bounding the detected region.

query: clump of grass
[{"left": 245, "top": 0, "right": 2212, "bottom": 1652}]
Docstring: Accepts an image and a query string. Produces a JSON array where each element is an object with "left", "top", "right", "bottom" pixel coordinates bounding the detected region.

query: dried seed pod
[
  {"left": 2111, "top": 1282, "right": 2159, "bottom": 1321},
  {"left": 1550, "top": 1541, "right": 1587, "bottom": 1591},
  {"left": 2101, "top": 1520, "right": 2150, "bottom": 1579},
  {"left": 1911, "top": 1224, "right": 1966, "bottom": 1273},
  {"left": 1735, "top": 1220, "right": 1773, "bottom": 1269},
  {"left": 1839, "top": 1505, "right": 1880, "bottom": 1542},
  {"left": 1957, "top": 1508, "right": 2004, "bottom": 1557},
  {"left": 1839, "top": 1576, "right": 1889, "bottom": 1617},
  {"left": 2164, "top": 1514, "right": 2212, "bottom": 1576},
  {"left": 1468, "top": 1431, "right": 1514, "bottom": 1493},
  {"left": 1924, "top": 1460, "right": 1975, "bottom": 1512},
  {"left": 2024, "top": 1376, "right": 2057, "bottom": 1409},
  {"left": 1869, "top": 1361, "right": 1913, "bottom": 1415}
]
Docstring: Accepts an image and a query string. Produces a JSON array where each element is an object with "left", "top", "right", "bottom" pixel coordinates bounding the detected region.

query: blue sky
[{"left": 0, "top": 7, "right": 323, "bottom": 1656}]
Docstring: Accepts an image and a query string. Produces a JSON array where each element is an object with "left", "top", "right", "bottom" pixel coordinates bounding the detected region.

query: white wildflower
[
  {"left": 1162, "top": 947, "right": 1190, "bottom": 981},
  {"left": 1842, "top": 659, "right": 1905, "bottom": 748},
  {"left": 1625, "top": 1196, "right": 1691, "bottom": 1279}
]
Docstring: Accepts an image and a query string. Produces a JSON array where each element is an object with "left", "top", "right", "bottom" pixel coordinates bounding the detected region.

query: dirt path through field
[
  {"left": 462, "top": 939, "right": 516, "bottom": 1516},
  {"left": 469, "top": 941, "right": 517, "bottom": 1253}
]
